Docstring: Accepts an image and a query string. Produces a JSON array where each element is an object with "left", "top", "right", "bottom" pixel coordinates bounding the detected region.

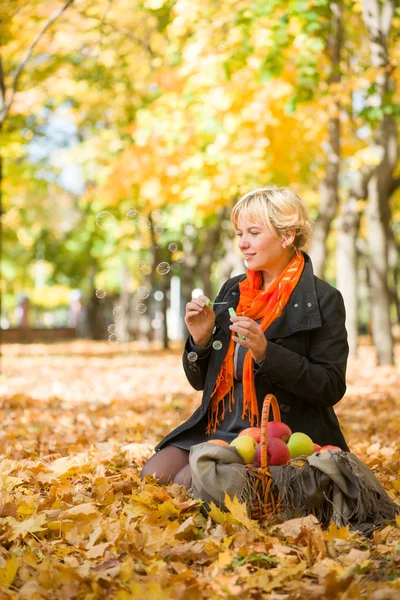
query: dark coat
[{"left": 156, "top": 253, "right": 350, "bottom": 451}]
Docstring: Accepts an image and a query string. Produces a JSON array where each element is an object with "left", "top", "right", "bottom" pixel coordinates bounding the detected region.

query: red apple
[
  {"left": 254, "top": 438, "right": 291, "bottom": 467},
  {"left": 238, "top": 427, "right": 261, "bottom": 444},
  {"left": 267, "top": 421, "right": 292, "bottom": 442},
  {"left": 319, "top": 445, "right": 342, "bottom": 452},
  {"left": 313, "top": 443, "right": 322, "bottom": 452}
]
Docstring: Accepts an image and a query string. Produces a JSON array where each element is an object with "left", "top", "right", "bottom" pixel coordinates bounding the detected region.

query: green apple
[
  {"left": 230, "top": 435, "right": 257, "bottom": 464},
  {"left": 287, "top": 432, "right": 314, "bottom": 458}
]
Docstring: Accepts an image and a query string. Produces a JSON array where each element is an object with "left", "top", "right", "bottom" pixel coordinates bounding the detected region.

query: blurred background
[{"left": 1, "top": 0, "right": 399, "bottom": 364}]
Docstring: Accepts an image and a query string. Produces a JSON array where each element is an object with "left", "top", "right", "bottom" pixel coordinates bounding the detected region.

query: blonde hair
[{"left": 231, "top": 186, "right": 312, "bottom": 250}]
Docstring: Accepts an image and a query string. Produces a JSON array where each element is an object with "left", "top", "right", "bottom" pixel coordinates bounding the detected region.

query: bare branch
[{"left": 0, "top": 0, "right": 75, "bottom": 125}]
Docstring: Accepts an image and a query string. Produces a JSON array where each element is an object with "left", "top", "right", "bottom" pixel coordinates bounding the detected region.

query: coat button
[
  {"left": 279, "top": 403, "right": 290, "bottom": 414},
  {"left": 232, "top": 291, "right": 237, "bottom": 295},
  {"left": 276, "top": 339, "right": 283, "bottom": 346}
]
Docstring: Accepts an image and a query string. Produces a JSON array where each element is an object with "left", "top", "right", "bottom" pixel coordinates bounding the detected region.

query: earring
[{"left": 282, "top": 243, "right": 287, "bottom": 248}]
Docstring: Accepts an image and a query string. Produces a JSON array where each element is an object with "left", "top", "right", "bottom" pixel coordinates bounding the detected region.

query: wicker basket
[{"left": 247, "top": 394, "right": 284, "bottom": 520}]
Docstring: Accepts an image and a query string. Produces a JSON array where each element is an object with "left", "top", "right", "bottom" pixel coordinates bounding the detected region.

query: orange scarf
[{"left": 206, "top": 252, "right": 305, "bottom": 434}]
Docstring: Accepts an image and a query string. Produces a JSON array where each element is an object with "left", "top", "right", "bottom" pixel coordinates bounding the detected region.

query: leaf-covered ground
[{"left": 0, "top": 339, "right": 399, "bottom": 600}]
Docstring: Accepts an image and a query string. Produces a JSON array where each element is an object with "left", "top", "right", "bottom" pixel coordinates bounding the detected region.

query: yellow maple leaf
[
  {"left": 0, "top": 556, "right": 21, "bottom": 587},
  {"left": 324, "top": 522, "right": 351, "bottom": 541},
  {"left": 6, "top": 514, "right": 47, "bottom": 542},
  {"left": 224, "top": 494, "right": 260, "bottom": 530}
]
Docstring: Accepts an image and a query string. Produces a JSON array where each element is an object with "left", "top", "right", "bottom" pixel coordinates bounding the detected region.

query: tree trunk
[
  {"left": 388, "top": 232, "right": 400, "bottom": 324},
  {"left": 360, "top": 0, "right": 397, "bottom": 365},
  {"left": 336, "top": 166, "right": 373, "bottom": 357},
  {"left": 199, "top": 207, "right": 230, "bottom": 299},
  {"left": 308, "top": 1, "right": 342, "bottom": 278}
]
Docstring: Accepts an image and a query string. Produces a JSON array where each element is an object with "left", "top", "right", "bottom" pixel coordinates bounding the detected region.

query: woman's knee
[
  {"left": 140, "top": 446, "right": 189, "bottom": 485},
  {"left": 173, "top": 464, "right": 192, "bottom": 488}
]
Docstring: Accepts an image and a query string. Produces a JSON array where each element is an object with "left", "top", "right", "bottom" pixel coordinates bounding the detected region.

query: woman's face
[{"left": 236, "top": 215, "right": 291, "bottom": 272}]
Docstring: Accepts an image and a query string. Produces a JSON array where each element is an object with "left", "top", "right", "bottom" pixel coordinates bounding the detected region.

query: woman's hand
[
  {"left": 229, "top": 316, "right": 267, "bottom": 362},
  {"left": 184, "top": 296, "right": 216, "bottom": 347}
]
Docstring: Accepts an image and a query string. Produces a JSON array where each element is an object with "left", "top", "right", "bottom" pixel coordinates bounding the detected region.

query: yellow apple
[
  {"left": 230, "top": 435, "right": 257, "bottom": 464},
  {"left": 287, "top": 432, "right": 314, "bottom": 458}
]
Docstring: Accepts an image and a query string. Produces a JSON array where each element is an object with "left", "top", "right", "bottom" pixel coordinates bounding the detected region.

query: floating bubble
[
  {"left": 107, "top": 324, "right": 116, "bottom": 334},
  {"left": 188, "top": 352, "right": 198, "bottom": 363},
  {"left": 137, "top": 286, "right": 150, "bottom": 299},
  {"left": 95, "top": 289, "right": 106, "bottom": 299},
  {"left": 113, "top": 307, "right": 125, "bottom": 319},
  {"left": 151, "top": 209, "right": 164, "bottom": 222},
  {"left": 126, "top": 207, "right": 138, "bottom": 219},
  {"left": 154, "top": 225, "right": 164, "bottom": 234},
  {"left": 154, "top": 290, "right": 164, "bottom": 301},
  {"left": 181, "top": 236, "right": 189, "bottom": 244},
  {"left": 156, "top": 261, "right": 171, "bottom": 275},
  {"left": 171, "top": 263, "right": 181, "bottom": 273},
  {"left": 108, "top": 334, "right": 120, "bottom": 344},
  {"left": 96, "top": 211, "right": 116, "bottom": 230},
  {"left": 174, "top": 251, "right": 185, "bottom": 264},
  {"left": 168, "top": 242, "right": 178, "bottom": 252},
  {"left": 184, "top": 224, "right": 197, "bottom": 239},
  {"left": 136, "top": 303, "right": 147, "bottom": 314},
  {"left": 151, "top": 318, "right": 162, "bottom": 329},
  {"left": 213, "top": 340, "right": 223, "bottom": 350},
  {"left": 139, "top": 217, "right": 152, "bottom": 229}
]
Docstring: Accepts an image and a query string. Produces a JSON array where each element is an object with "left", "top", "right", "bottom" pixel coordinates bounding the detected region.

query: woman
[{"left": 141, "top": 186, "right": 349, "bottom": 487}]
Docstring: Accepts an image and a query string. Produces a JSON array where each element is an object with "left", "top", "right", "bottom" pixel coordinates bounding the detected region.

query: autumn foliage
[{"left": 0, "top": 339, "right": 399, "bottom": 598}]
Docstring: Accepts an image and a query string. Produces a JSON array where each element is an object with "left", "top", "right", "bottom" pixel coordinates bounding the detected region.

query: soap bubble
[
  {"left": 154, "top": 225, "right": 164, "bottom": 234},
  {"left": 151, "top": 318, "right": 162, "bottom": 329},
  {"left": 171, "top": 263, "right": 180, "bottom": 273},
  {"left": 174, "top": 251, "right": 185, "bottom": 264},
  {"left": 126, "top": 207, "right": 138, "bottom": 219},
  {"left": 188, "top": 352, "right": 198, "bottom": 363},
  {"left": 156, "top": 262, "right": 171, "bottom": 275},
  {"left": 136, "top": 303, "right": 147, "bottom": 314},
  {"left": 213, "top": 340, "right": 223, "bottom": 350},
  {"left": 95, "top": 211, "right": 116, "bottom": 230},
  {"left": 151, "top": 209, "right": 164, "bottom": 222},
  {"left": 184, "top": 223, "right": 197, "bottom": 239},
  {"left": 168, "top": 242, "right": 178, "bottom": 252},
  {"left": 181, "top": 236, "right": 189, "bottom": 244},
  {"left": 137, "top": 286, "right": 150, "bottom": 299},
  {"left": 113, "top": 307, "right": 125, "bottom": 319},
  {"left": 107, "top": 324, "right": 116, "bottom": 334},
  {"left": 108, "top": 334, "right": 120, "bottom": 344},
  {"left": 95, "top": 289, "right": 106, "bottom": 299},
  {"left": 154, "top": 291, "right": 164, "bottom": 301},
  {"left": 133, "top": 217, "right": 151, "bottom": 229}
]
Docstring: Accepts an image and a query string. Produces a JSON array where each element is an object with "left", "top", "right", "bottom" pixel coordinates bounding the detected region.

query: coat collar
[{"left": 215, "top": 252, "right": 321, "bottom": 339}]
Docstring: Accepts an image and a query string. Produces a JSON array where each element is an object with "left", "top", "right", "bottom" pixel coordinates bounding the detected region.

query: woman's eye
[
  {"left": 250, "top": 232, "right": 259, "bottom": 236},
  {"left": 236, "top": 233, "right": 242, "bottom": 237}
]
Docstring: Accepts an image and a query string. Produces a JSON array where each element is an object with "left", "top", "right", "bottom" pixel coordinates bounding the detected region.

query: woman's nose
[{"left": 238, "top": 237, "right": 249, "bottom": 249}]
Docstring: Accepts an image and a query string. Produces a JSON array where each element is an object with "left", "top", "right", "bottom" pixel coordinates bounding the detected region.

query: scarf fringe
[{"left": 269, "top": 454, "right": 400, "bottom": 535}]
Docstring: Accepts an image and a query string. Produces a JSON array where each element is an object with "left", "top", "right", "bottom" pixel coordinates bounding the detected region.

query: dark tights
[{"left": 140, "top": 446, "right": 192, "bottom": 488}]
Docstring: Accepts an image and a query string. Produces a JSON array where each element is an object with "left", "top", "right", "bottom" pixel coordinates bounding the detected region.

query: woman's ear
[{"left": 281, "top": 229, "right": 295, "bottom": 248}]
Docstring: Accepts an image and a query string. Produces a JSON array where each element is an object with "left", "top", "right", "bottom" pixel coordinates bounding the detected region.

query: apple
[
  {"left": 268, "top": 421, "right": 292, "bottom": 442},
  {"left": 287, "top": 432, "right": 314, "bottom": 458},
  {"left": 230, "top": 435, "right": 257, "bottom": 464},
  {"left": 238, "top": 427, "right": 261, "bottom": 444},
  {"left": 313, "top": 443, "right": 322, "bottom": 452},
  {"left": 319, "top": 445, "right": 342, "bottom": 452},
  {"left": 255, "top": 438, "right": 291, "bottom": 466},
  {"left": 207, "top": 439, "right": 230, "bottom": 446}
]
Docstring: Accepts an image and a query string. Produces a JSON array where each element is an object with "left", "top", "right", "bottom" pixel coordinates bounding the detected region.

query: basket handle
[{"left": 259, "top": 394, "right": 281, "bottom": 469}]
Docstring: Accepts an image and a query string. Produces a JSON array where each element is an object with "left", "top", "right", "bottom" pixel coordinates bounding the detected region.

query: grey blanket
[{"left": 189, "top": 443, "right": 400, "bottom": 534}]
